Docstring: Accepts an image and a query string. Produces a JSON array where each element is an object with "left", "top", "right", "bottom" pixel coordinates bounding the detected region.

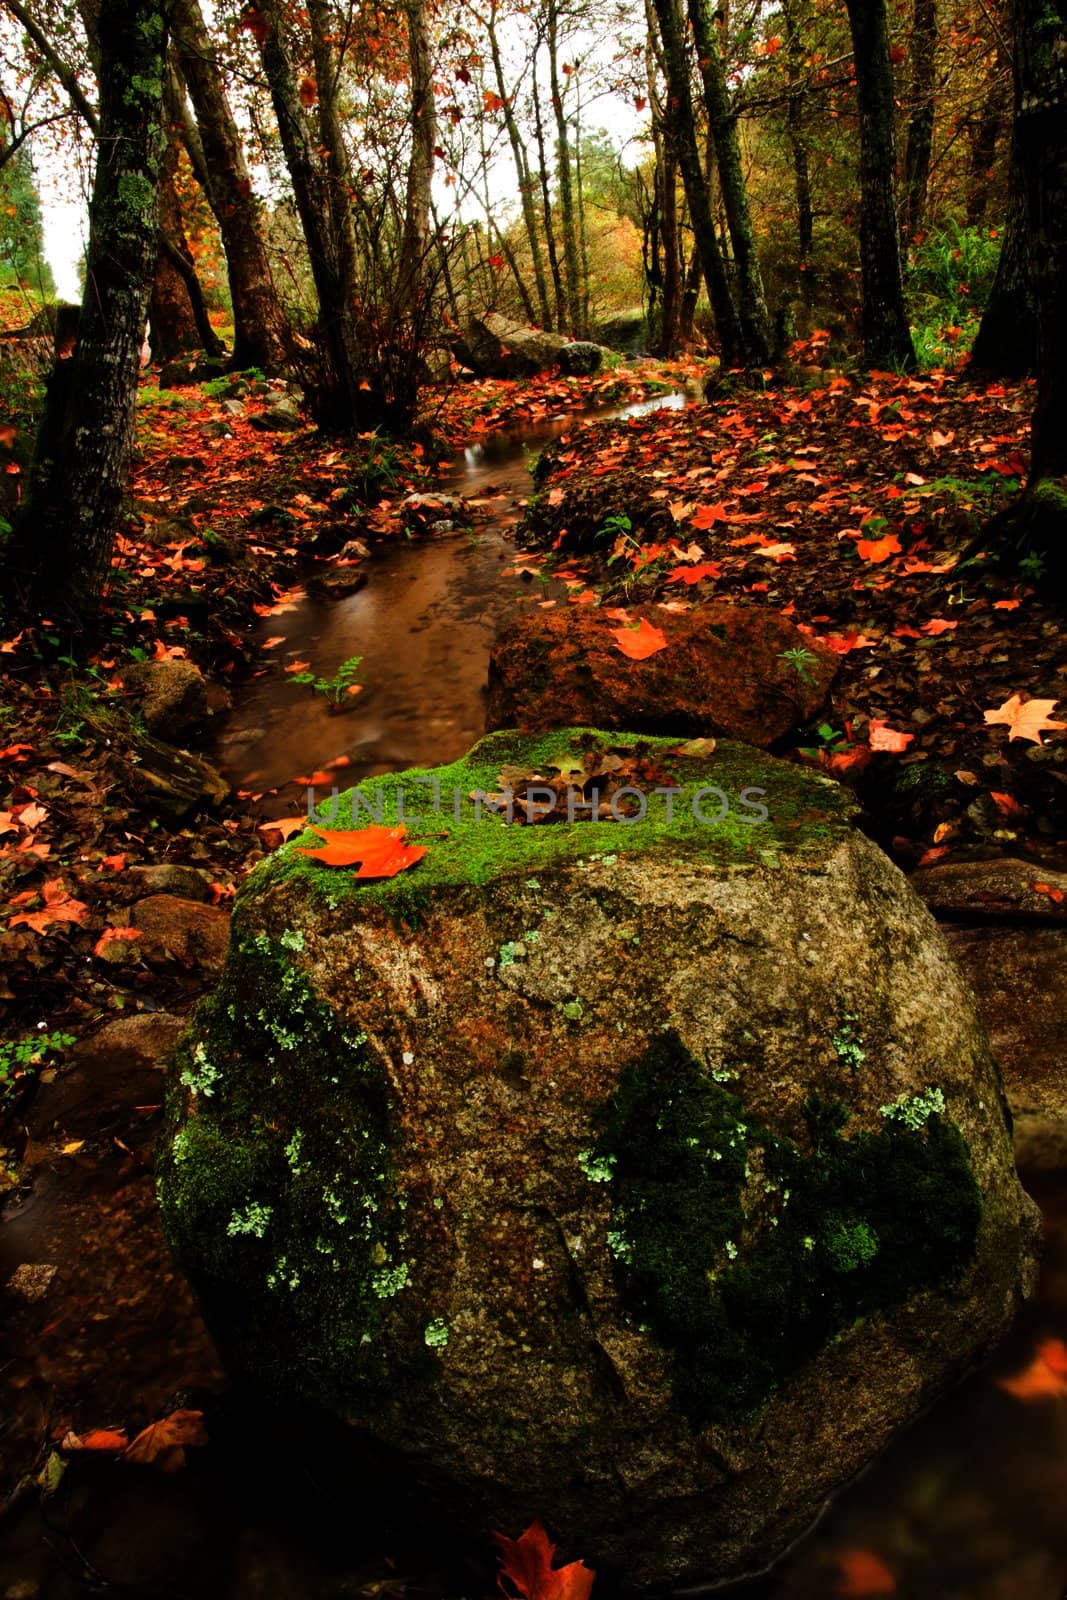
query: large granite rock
[
  {"left": 485, "top": 605, "right": 838, "bottom": 747},
  {"left": 158, "top": 731, "right": 1037, "bottom": 1590},
  {"left": 452, "top": 314, "right": 568, "bottom": 378}
]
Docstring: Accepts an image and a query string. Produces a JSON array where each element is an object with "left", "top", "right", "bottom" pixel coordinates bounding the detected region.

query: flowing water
[{"left": 216, "top": 392, "right": 690, "bottom": 802}]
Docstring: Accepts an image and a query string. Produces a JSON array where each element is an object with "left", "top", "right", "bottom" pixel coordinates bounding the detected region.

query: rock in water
[{"left": 158, "top": 730, "right": 1038, "bottom": 1589}]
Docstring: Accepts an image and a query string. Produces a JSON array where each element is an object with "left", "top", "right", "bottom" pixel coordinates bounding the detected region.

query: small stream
[{"left": 217, "top": 392, "right": 690, "bottom": 799}]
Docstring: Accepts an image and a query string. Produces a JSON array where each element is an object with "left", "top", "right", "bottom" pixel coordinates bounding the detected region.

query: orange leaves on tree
[
  {"left": 483, "top": 90, "right": 506, "bottom": 113},
  {"left": 8, "top": 879, "right": 89, "bottom": 933},
  {"left": 834, "top": 1547, "right": 897, "bottom": 1596},
  {"left": 998, "top": 1339, "right": 1067, "bottom": 1402},
  {"left": 984, "top": 694, "right": 1066, "bottom": 746},
  {"left": 610, "top": 617, "right": 669, "bottom": 660},
  {"left": 295, "top": 823, "right": 428, "bottom": 878},
  {"left": 494, "top": 1521, "right": 595, "bottom": 1600},
  {"left": 298, "top": 76, "right": 318, "bottom": 107},
  {"left": 240, "top": 5, "right": 268, "bottom": 44},
  {"left": 868, "top": 721, "right": 914, "bottom": 753}
]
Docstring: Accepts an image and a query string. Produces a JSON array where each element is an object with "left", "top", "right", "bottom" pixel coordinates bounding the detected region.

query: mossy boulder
[{"left": 158, "top": 730, "right": 1038, "bottom": 1589}]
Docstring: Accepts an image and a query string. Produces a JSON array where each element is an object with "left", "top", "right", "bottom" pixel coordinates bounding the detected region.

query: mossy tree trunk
[
  {"left": 648, "top": 0, "right": 742, "bottom": 365},
  {"left": 843, "top": 0, "right": 917, "bottom": 370},
  {"left": 3, "top": 0, "right": 171, "bottom": 621},
  {"left": 686, "top": 0, "right": 772, "bottom": 363},
  {"left": 172, "top": 0, "right": 293, "bottom": 373}
]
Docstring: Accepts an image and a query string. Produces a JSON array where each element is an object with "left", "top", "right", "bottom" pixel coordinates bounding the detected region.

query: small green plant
[
  {"left": 1, "top": 1029, "right": 76, "bottom": 1115},
  {"left": 1019, "top": 551, "right": 1046, "bottom": 582},
  {"left": 778, "top": 645, "right": 820, "bottom": 687},
  {"left": 597, "top": 511, "right": 633, "bottom": 543},
  {"left": 289, "top": 655, "right": 364, "bottom": 709},
  {"left": 202, "top": 367, "right": 266, "bottom": 399}
]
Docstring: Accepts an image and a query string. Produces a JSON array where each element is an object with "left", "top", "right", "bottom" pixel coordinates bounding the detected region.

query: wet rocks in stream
[{"left": 158, "top": 729, "right": 1037, "bottom": 1590}]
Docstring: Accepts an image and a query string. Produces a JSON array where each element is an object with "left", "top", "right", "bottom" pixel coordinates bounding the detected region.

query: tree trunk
[
  {"left": 782, "top": 0, "right": 814, "bottom": 296},
  {"left": 970, "top": 132, "right": 1037, "bottom": 376},
  {"left": 686, "top": 0, "right": 772, "bottom": 362},
  {"left": 648, "top": 0, "right": 742, "bottom": 364},
  {"left": 901, "top": 0, "right": 938, "bottom": 251},
  {"left": 966, "top": 62, "right": 1011, "bottom": 224},
  {"left": 4, "top": 0, "right": 169, "bottom": 618},
  {"left": 487, "top": 2, "right": 552, "bottom": 328},
  {"left": 547, "top": 0, "right": 583, "bottom": 335},
  {"left": 253, "top": 0, "right": 365, "bottom": 429},
  {"left": 398, "top": 0, "right": 436, "bottom": 299},
  {"left": 172, "top": 0, "right": 292, "bottom": 372},
  {"left": 843, "top": 0, "right": 916, "bottom": 370},
  {"left": 986, "top": 0, "right": 1067, "bottom": 593},
  {"left": 149, "top": 115, "right": 222, "bottom": 361},
  {"left": 531, "top": 54, "right": 567, "bottom": 333}
]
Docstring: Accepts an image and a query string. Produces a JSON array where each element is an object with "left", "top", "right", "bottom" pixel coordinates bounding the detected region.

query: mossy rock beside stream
[{"left": 158, "top": 729, "right": 1039, "bottom": 1590}]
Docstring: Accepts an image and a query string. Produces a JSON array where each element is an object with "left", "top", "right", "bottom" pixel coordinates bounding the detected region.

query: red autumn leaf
[
  {"left": 62, "top": 1428, "right": 130, "bottom": 1454},
  {"left": 690, "top": 502, "right": 729, "bottom": 530},
  {"left": 1032, "top": 881, "right": 1066, "bottom": 905},
  {"left": 298, "top": 76, "right": 318, "bottom": 106},
  {"left": 101, "top": 852, "right": 127, "bottom": 871},
  {"left": 258, "top": 816, "right": 310, "bottom": 844},
  {"left": 294, "top": 823, "right": 428, "bottom": 878},
  {"left": 993, "top": 598, "right": 1021, "bottom": 611},
  {"left": 494, "top": 1521, "right": 595, "bottom": 1600},
  {"left": 610, "top": 617, "right": 669, "bottom": 661},
  {"left": 835, "top": 1547, "right": 896, "bottom": 1596},
  {"left": 856, "top": 533, "right": 902, "bottom": 563},
  {"left": 921, "top": 618, "right": 957, "bottom": 635},
  {"left": 823, "top": 632, "right": 877, "bottom": 654},
  {"left": 668, "top": 562, "right": 722, "bottom": 585},
  {"left": 9, "top": 879, "right": 90, "bottom": 933},
  {"left": 892, "top": 624, "right": 922, "bottom": 639},
  {"left": 869, "top": 721, "right": 914, "bottom": 753},
  {"left": 998, "top": 1339, "right": 1067, "bottom": 1402}
]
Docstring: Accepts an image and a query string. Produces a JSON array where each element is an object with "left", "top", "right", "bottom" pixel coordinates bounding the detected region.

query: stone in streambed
[
  {"left": 486, "top": 604, "right": 837, "bottom": 747},
  {"left": 158, "top": 730, "right": 1037, "bottom": 1590}
]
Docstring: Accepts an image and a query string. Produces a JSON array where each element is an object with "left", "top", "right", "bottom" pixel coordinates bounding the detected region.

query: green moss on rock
[
  {"left": 158, "top": 932, "right": 413, "bottom": 1410},
  {"left": 592, "top": 1033, "right": 983, "bottom": 1424},
  {"left": 250, "top": 729, "right": 856, "bottom": 922}
]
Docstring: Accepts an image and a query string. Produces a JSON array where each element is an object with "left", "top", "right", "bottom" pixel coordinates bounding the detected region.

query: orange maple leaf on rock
[
  {"left": 295, "top": 823, "right": 428, "bottom": 878},
  {"left": 494, "top": 1520, "right": 595, "bottom": 1600},
  {"left": 610, "top": 617, "right": 669, "bottom": 661}
]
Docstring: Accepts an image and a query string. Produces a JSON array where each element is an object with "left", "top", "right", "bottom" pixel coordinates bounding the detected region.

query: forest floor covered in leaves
[{"left": 0, "top": 350, "right": 1065, "bottom": 1594}]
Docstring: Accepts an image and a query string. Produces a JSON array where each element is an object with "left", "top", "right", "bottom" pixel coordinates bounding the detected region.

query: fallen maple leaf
[
  {"left": 61, "top": 1428, "right": 130, "bottom": 1454},
  {"left": 690, "top": 502, "right": 729, "bottom": 529},
  {"left": 998, "top": 1339, "right": 1067, "bottom": 1401},
  {"left": 101, "top": 853, "right": 127, "bottom": 871},
  {"left": 983, "top": 694, "right": 1066, "bottom": 745},
  {"left": 835, "top": 1547, "right": 896, "bottom": 1596},
  {"left": 668, "top": 562, "right": 722, "bottom": 585},
  {"left": 124, "top": 1408, "right": 208, "bottom": 1472},
  {"left": 868, "top": 721, "right": 914, "bottom": 752},
  {"left": 993, "top": 598, "right": 1021, "bottom": 611},
  {"left": 1032, "top": 881, "right": 1066, "bottom": 905},
  {"left": 494, "top": 1520, "right": 595, "bottom": 1600},
  {"left": 258, "top": 816, "right": 310, "bottom": 842},
  {"left": 921, "top": 618, "right": 957, "bottom": 636},
  {"left": 16, "top": 802, "right": 48, "bottom": 829},
  {"left": 294, "top": 823, "right": 428, "bottom": 878},
  {"left": 610, "top": 617, "right": 668, "bottom": 660},
  {"left": 754, "top": 540, "right": 796, "bottom": 561},
  {"left": 856, "top": 533, "right": 902, "bottom": 563},
  {"left": 9, "top": 879, "right": 90, "bottom": 933}
]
